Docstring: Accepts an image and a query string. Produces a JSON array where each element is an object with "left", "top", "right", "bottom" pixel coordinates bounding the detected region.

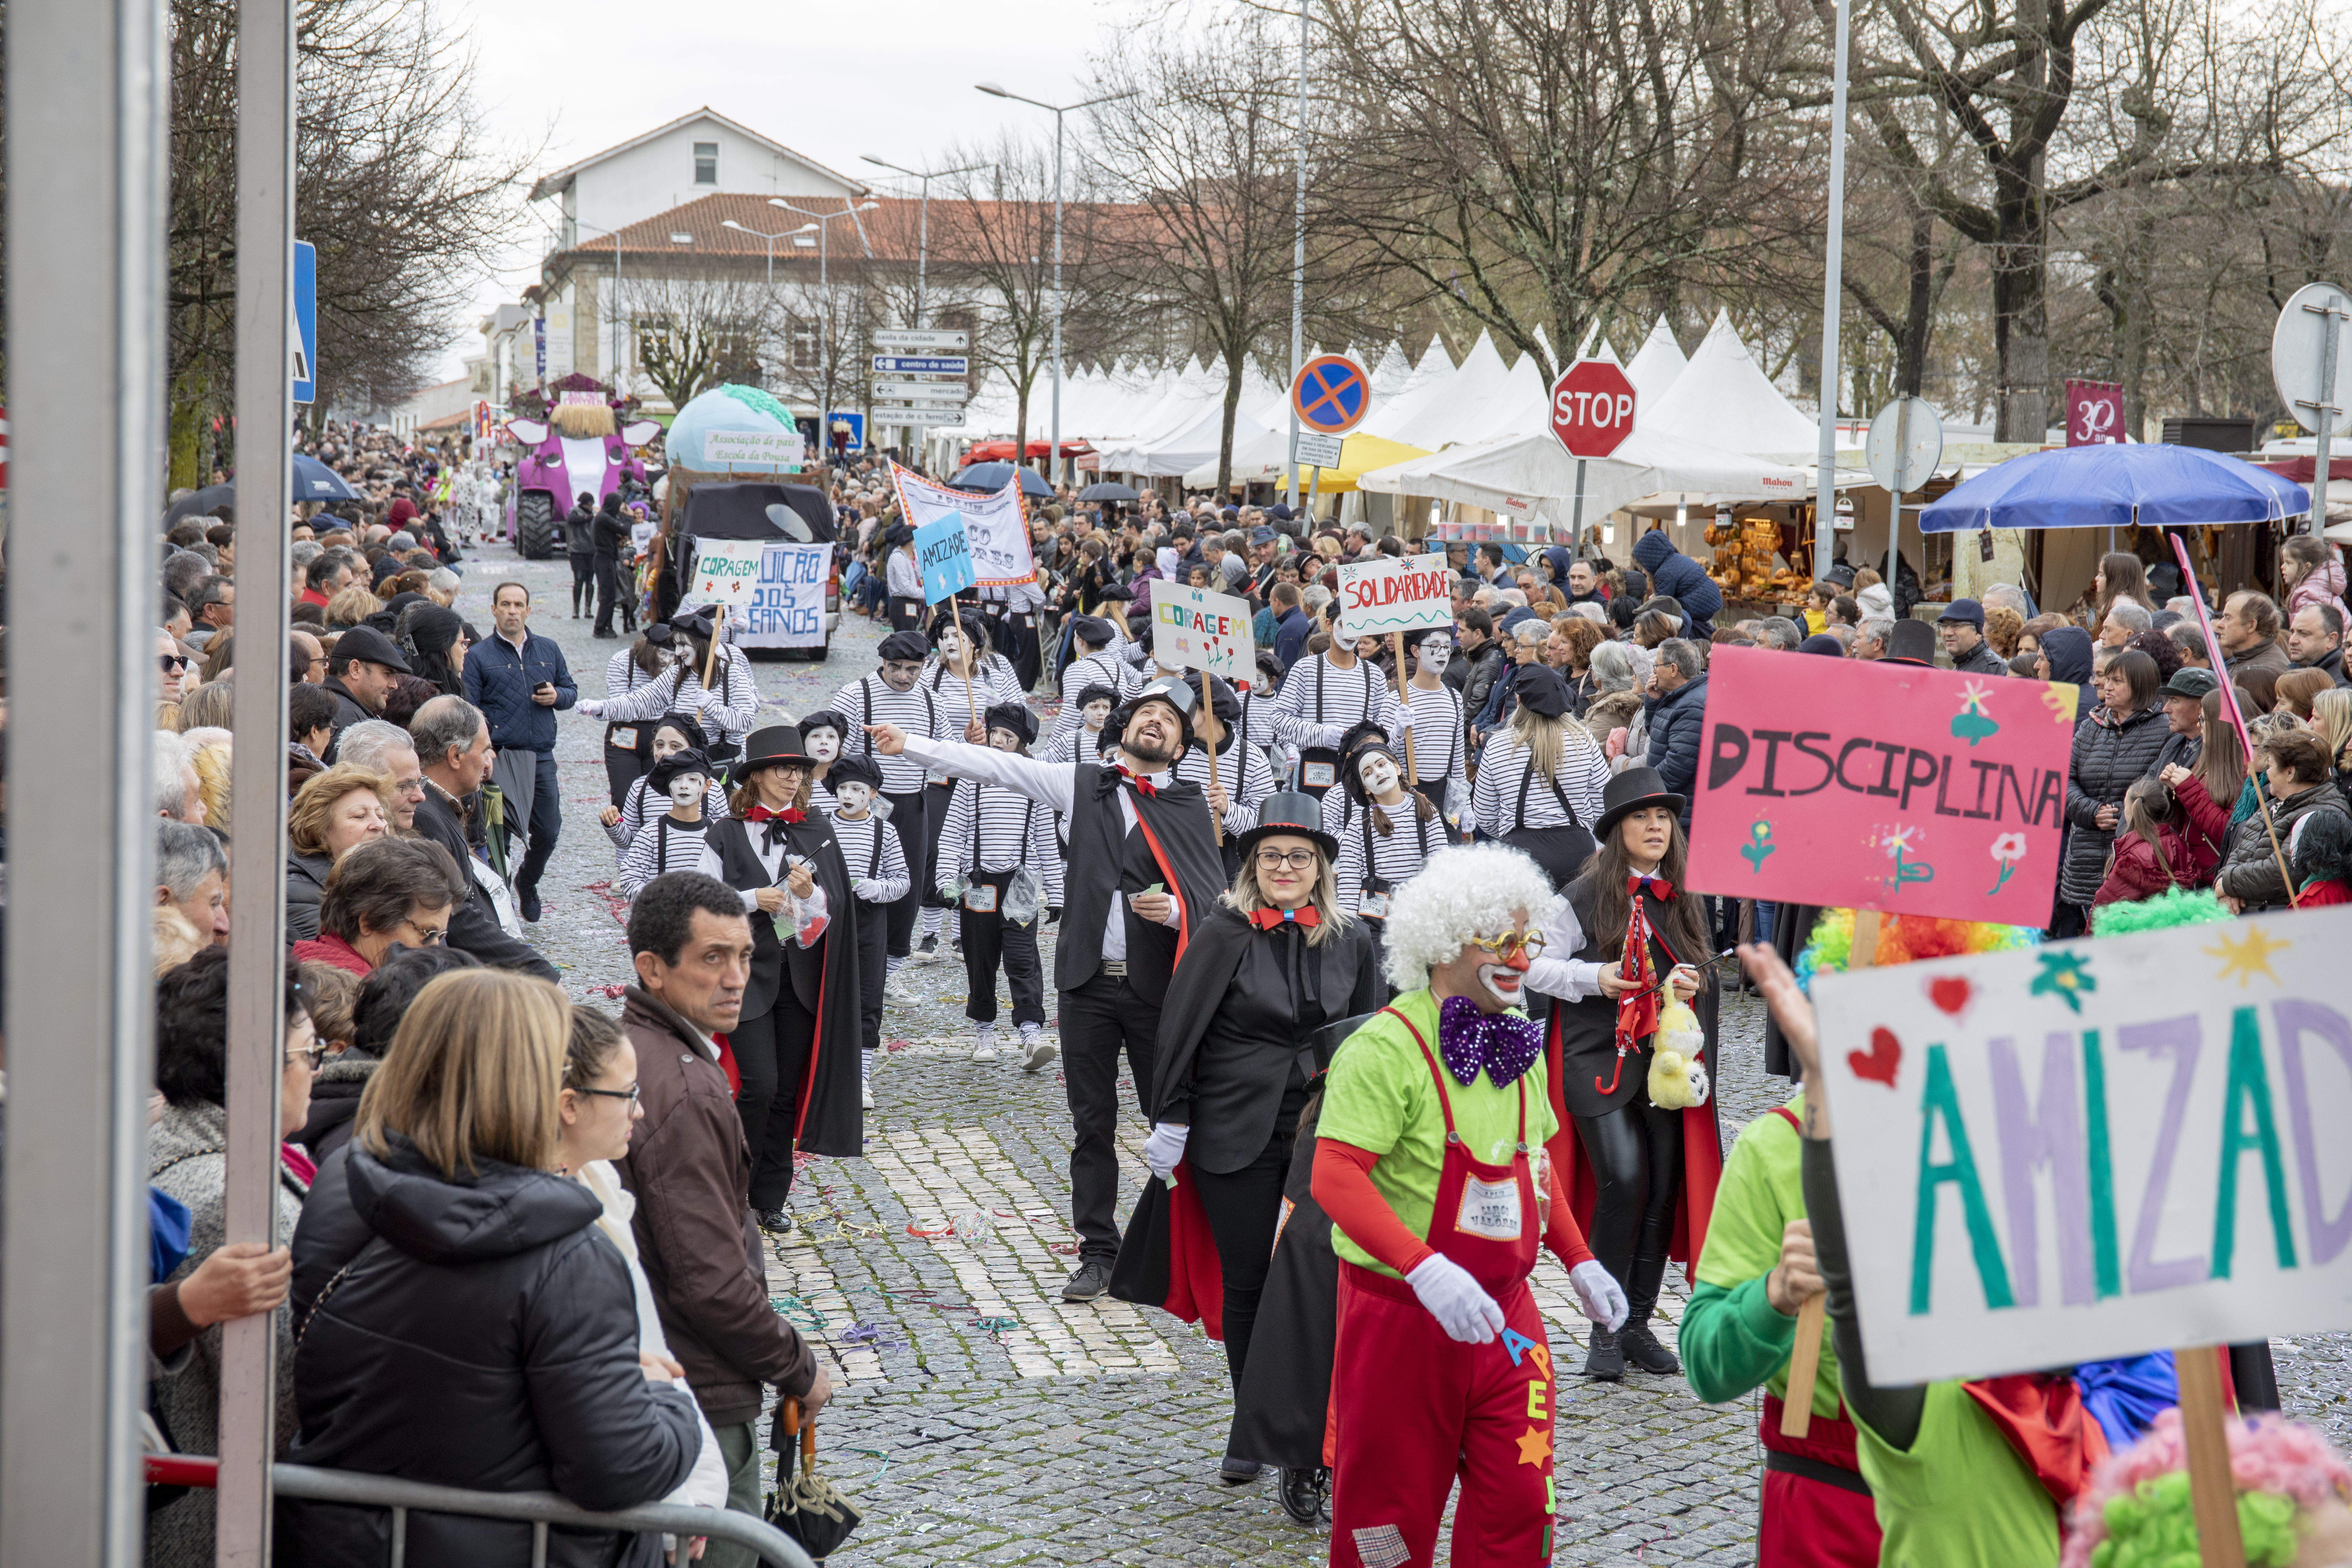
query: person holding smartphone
[{"left": 460, "top": 582, "right": 576, "bottom": 924}]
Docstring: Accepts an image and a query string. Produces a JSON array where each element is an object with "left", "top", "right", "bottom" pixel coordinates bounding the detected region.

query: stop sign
[{"left": 1549, "top": 360, "right": 1638, "bottom": 458}]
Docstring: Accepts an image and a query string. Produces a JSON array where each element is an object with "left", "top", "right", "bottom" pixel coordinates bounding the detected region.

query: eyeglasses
[
  {"left": 160, "top": 653, "right": 191, "bottom": 673},
  {"left": 286, "top": 1044, "right": 329, "bottom": 1072},
  {"left": 1467, "top": 930, "right": 1548, "bottom": 961},
  {"left": 575, "top": 1083, "right": 642, "bottom": 1105},
  {"left": 1254, "top": 848, "right": 1319, "bottom": 871}
]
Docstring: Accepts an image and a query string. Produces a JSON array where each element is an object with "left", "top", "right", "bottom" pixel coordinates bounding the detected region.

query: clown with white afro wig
[
  {"left": 1307, "top": 840, "right": 1626, "bottom": 1564},
  {"left": 1381, "top": 841, "right": 1561, "bottom": 997}
]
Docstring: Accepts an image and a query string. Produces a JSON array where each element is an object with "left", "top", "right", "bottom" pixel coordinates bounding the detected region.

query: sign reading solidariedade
[
  {"left": 1815, "top": 907, "right": 2352, "bottom": 1384},
  {"left": 1335, "top": 553, "right": 1453, "bottom": 640}
]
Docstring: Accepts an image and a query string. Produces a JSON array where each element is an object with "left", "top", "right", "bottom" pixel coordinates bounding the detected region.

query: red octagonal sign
[{"left": 1549, "top": 360, "right": 1637, "bottom": 459}]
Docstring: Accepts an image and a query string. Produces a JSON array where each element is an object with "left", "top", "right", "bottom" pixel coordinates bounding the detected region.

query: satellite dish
[{"left": 765, "top": 503, "right": 813, "bottom": 542}]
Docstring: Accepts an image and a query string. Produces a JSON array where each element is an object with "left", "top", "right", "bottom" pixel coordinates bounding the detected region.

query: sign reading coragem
[
  {"left": 1152, "top": 582, "right": 1253, "bottom": 681},
  {"left": 1335, "top": 553, "right": 1453, "bottom": 640},
  {"left": 688, "top": 546, "right": 764, "bottom": 607},
  {"left": 1814, "top": 905, "right": 2352, "bottom": 1383}
]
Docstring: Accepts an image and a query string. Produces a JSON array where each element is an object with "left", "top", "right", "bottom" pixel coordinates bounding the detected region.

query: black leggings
[
  {"left": 731, "top": 979, "right": 817, "bottom": 1212},
  {"left": 569, "top": 552, "right": 595, "bottom": 612},
  {"left": 1189, "top": 1134, "right": 1292, "bottom": 1409},
  {"left": 1573, "top": 1094, "right": 1684, "bottom": 1310}
]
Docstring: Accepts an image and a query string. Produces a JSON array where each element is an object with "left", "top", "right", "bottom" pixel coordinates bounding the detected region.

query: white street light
[
  {"left": 770, "top": 198, "right": 880, "bottom": 463},
  {"left": 973, "top": 82, "right": 1141, "bottom": 490}
]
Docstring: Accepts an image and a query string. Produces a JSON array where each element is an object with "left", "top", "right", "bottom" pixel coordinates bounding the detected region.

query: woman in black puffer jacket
[
  {"left": 2058, "top": 648, "right": 2171, "bottom": 931},
  {"left": 280, "top": 969, "right": 698, "bottom": 1567}
]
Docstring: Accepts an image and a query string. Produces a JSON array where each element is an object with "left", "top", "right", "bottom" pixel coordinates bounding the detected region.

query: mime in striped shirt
[
  {"left": 1399, "top": 626, "right": 1471, "bottom": 831},
  {"left": 935, "top": 702, "right": 1064, "bottom": 1071},
  {"left": 614, "top": 748, "right": 719, "bottom": 902},
  {"left": 822, "top": 754, "right": 909, "bottom": 1073},
  {"left": 575, "top": 612, "right": 760, "bottom": 765},
  {"left": 1168, "top": 674, "right": 1276, "bottom": 878},
  {"left": 830, "top": 629, "right": 959, "bottom": 971},
  {"left": 1325, "top": 730, "right": 1443, "bottom": 985},
  {"left": 1269, "top": 633, "right": 1402, "bottom": 799},
  {"left": 1054, "top": 615, "right": 1141, "bottom": 739}
]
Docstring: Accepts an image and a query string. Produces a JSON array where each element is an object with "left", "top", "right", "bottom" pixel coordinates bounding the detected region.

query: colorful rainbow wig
[
  {"left": 1794, "top": 909, "right": 2038, "bottom": 993},
  {"left": 2062, "top": 1410, "right": 2352, "bottom": 1568}
]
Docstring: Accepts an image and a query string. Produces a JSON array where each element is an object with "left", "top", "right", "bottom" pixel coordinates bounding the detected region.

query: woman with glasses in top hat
[
  {"left": 693, "top": 725, "right": 866, "bottom": 1234},
  {"left": 1115, "top": 791, "right": 1381, "bottom": 1486},
  {"left": 1527, "top": 765, "right": 1723, "bottom": 1382}
]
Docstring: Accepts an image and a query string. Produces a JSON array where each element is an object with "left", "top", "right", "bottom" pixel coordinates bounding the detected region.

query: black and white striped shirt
[
  {"left": 1472, "top": 725, "right": 1610, "bottom": 837},
  {"left": 604, "top": 775, "right": 730, "bottom": 861},
  {"left": 590, "top": 645, "right": 761, "bottom": 750},
  {"left": 1330, "top": 795, "right": 1440, "bottom": 916},
  {"left": 937, "top": 777, "right": 1064, "bottom": 905},
  {"left": 922, "top": 655, "right": 1026, "bottom": 738},
  {"left": 1172, "top": 738, "right": 1276, "bottom": 839},
  {"left": 1055, "top": 650, "right": 1141, "bottom": 735},
  {"left": 828, "top": 810, "right": 911, "bottom": 903},
  {"left": 830, "top": 673, "right": 947, "bottom": 793},
  {"left": 1037, "top": 723, "right": 1111, "bottom": 765},
  {"left": 1401, "top": 680, "right": 1470, "bottom": 791},
  {"left": 1270, "top": 652, "right": 1402, "bottom": 751},
  {"left": 616, "top": 814, "right": 713, "bottom": 902}
]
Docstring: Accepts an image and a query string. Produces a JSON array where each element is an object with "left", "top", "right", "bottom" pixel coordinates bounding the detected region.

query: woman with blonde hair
[
  {"left": 284, "top": 763, "right": 393, "bottom": 942},
  {"left": 1125, "top": 792, "right": 1380, "bottom": 1484},
  {"left": 183, "top": 728, "right": 233, "bottom": 828},
  {"left": 322, "top": 584, "right": 383, "bottom": 631},
  {"left": 1472, "top": 664, "right": 1610, "bottom": 889},
  {"left": 2313, "top": 686, "right": 2352, "bottom": 777},
  {"left": 279, "top": 970, "right": 702, "bottom": 1564}
]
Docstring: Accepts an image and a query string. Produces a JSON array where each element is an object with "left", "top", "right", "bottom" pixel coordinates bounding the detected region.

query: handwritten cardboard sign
[
  {"left": 890, "top": 460, "right": 1037, "bottom": 588},
  {"left": 1152, "top": 581, "right": 1253, "bottom": 680},
  {"left": 686, "top": 543, "right": 765, "bottom": 608},
  {"left": 1813, "top": 906, "right": 2352, "bottom": 1383},
  {"left": 913, "top": 516, "right": 976, "bottom": 604},
  {"left": 1336, "top": 553, "right": 1454, "bottom": 640},
  {"left": 736, "top": 541, "right": 830, "bottom": 650},
  {"left": 1688, "top": 645, "right": 2079, "bottom": 924}
]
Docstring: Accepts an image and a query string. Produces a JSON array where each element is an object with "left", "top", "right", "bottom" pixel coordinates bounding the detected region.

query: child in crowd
[
  {"left": 936, "top": 703, "right": 1063, "bottom": 1072},
  {"left": 600, "top": 713, "right": 725, "bottom": 866},
  {"left": 823, "top": 755, "right": 910, "bottom": 1104},
  {"left": 616, "top": 749, "right": 717, "bottom": 902},
  {"left": 2092, "top": 778, "right": 2206, "bottom": 905}
]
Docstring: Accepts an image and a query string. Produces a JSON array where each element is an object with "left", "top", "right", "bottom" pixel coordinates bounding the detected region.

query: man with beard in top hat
[{"left": 867, "top": 675, "right": 1227, "bottom": 1301}]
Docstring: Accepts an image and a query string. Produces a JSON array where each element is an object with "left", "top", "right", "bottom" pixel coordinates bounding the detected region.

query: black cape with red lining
[
  {"left": 704, "top": 811, "right": 864, "bottom": 1160},
  {"left": 1541, "top": 877, "right": 1723, "bottom": 1284}
]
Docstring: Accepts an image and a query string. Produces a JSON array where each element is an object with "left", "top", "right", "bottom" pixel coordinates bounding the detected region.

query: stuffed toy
[{"left": 1646, "top": 1001, "right": 1711, "bottom": 1108}]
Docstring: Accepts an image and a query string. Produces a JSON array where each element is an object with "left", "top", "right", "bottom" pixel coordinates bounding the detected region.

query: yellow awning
[{"left": 1285, "top": 435, "right": 1433, "bottom": 495}]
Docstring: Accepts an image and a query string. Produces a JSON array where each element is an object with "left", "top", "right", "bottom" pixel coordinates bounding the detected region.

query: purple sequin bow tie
[{"left": 1437, "top": 994, "right": 1543, "bottom": 1088}]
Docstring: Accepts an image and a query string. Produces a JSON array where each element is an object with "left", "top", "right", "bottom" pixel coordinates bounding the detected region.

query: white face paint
[
  {"left": 803, "top": 728, "right": 841, "bottom": 764},
  {"left": 667, "top": 772, "right": 709, "bottom": 807},
  {"left": 938, "top": 626, "right": 966, "bottom": 663},
  {"left": 652, "top": 726, "right": 693, "bottom": 761},
  {"left": 1417, "top": 638, "right": 1454, "bottom": 676},
  {"left": 1082, "top": 699, "right": 1112, "bottom": 731},
  {"left": 988, "top": 728, "right": 1023, "bottom": 753},
  {"left": 834, "top": 780, "right": 874, "bottom": 816},
  {"left": 1357, "top": 752, "right": 1402, "bottom": 798},
  {"left": 1477, "top": 961, "right": 1525, "bottom": 1007}
]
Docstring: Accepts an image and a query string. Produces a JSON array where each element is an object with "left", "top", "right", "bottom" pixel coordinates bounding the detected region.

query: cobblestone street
[{"left": 462, "top": 539, "right": 2352, "bottom": 1566}]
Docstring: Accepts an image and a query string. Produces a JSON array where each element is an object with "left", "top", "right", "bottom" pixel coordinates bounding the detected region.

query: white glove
[
  {"left": 1143, "top": 1122, "right": 1189, "bottom": 1182},
  {"left": 576, "top": 698, "right": 606, "bottom": 720},
  {"left": 1570, "top": 1259, "right": 1629, "bottom": 1332},
  {"left": 852, "top": 878, "right": 888, "bottom": 901},
  {"left": 1394, "top": 703, "right": 1413, "bottom": 733},
  {"left": 1406, "top": 1253, "right": 1506, "bottom": 1344}
]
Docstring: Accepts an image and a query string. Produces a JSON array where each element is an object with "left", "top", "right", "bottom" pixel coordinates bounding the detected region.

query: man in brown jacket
[{"left": 619, "top": 872, "right": 830, "bottom": 1566}]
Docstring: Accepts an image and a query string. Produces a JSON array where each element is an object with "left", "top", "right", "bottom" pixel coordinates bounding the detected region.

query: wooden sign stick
[
  {"left": 2175, "top": 1343, "right": 2248, "bottom": 1568},
  {"left": 1782, "top": 909, "right": 1881, "bottom": 1439},
  {"left": 1197, "top": 669, "right": 1224, "bottom": 846},
  {"left": 1392, "top": 630, "right": 1418, "bottom": 791}
]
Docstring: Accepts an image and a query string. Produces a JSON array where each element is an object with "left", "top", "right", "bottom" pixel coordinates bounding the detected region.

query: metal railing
[{"left": 145, "top": 1457, "right": 819, "bottom": 1568}]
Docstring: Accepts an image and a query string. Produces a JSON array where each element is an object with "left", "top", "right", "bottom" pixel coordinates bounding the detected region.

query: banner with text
[
  {"left": 737, "top": 542, "right": 831, "bottom": 649},
  {"left": 1814, "top": 906, "right": 2352, "bottom": 1383},
  {"left": 1152, "top": 581, "right": 1254, "bottom": 680},
  {"left": 1688, "top": 645, "right": 2078, "bottom": 924},
  {"left": 1335, "top": 552, "right": 1454, "bottom": 640},
  {"left": 890, "top": 460, "right": 1036, "bottom": 588}
]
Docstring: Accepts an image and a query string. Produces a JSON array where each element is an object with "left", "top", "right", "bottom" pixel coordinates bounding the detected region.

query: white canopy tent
[
  {"left": 1642, "top": 309, "right": 1829, "bottom": 458},
  {"left": 1356, "top": 426, "right": 1814, "bottom": 527},
  {"left": 1624, "top": 316, "right": 1688, "bottom": 406}
]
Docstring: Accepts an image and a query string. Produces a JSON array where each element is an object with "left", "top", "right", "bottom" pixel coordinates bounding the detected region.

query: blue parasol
[{"left": 1918, "top": 443, "right": 2308, "bottom": 534}]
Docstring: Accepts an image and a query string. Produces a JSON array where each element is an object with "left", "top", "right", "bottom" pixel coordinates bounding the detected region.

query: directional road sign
[
  {"left": 1548, "top": 360, "right": 1637, "bottom": 458},
  {"left": 877, "top": 409, "right": 969, "bottom": 428},
  {"left": 873, "top": 355, "right": 968, "bottom": 376},
  {"left": 871, "top": 382, "right": 970, "bottom": 403},
  {"left": 1290, "top": 354, "right": 1371, "bottom": 436},
  {"left": 292, "top": 240, "right": 317, "bottom": 405},
  {"left": 875, "top": 329, "right": 969, "bottom": 352}
]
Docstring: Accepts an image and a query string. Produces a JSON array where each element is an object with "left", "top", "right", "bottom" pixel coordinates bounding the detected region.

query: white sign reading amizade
[
  {"left": 701, "top": 430, "right": 804, "bottom": 468},
  {"left": 1814, "top": 905, "right": 2352, "bottom": 1385}
]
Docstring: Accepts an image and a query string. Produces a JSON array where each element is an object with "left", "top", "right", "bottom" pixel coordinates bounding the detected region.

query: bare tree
[
  {"left": 1086, "top": 13, "right": 1301, "bottom": 491},
  {"left": 618, "top": 274, "right": 765, "bottom": 410}
]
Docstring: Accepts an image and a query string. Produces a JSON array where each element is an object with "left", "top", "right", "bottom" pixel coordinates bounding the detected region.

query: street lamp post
[
  {"left": 771, "top": 198, "right": 878, "bottom": 466},
  {"left": 722, "top": 218, "right": 799, "bottom": 398},
  {"left": 976, "top": 82, "right": 1140, "bottom": 491},
  {"left": 570, "top": 218, "right": 628, "bottom": 393},
  {"left": 861, "top": 154, "right": 985, "bottom": 330}
]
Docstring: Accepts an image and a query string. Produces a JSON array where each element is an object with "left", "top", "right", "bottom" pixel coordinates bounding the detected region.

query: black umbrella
[
  {"left": 162, "top": 483, "right": 238, "bottom": 527},
  {"left": 948, "top": 461, "right": 1054, "bottom": 498},
  {"left": 161, "top": 454, "right": 361, "bottom": 527},
  {"left": 1076, "top": 481, "right": 1139, "bottom": 502}
]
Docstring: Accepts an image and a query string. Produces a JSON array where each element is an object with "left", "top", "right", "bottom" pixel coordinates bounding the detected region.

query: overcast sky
[{"left": 433, "top": 0, "right": 1154, "bottom": 382}]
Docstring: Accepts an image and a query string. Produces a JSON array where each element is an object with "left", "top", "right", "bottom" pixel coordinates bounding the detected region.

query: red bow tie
[
  {"left": 746, "top": 805, "right": 805, "bottom": 825},
  {"left": 1117, "top": 765, "right": 1158, "bottom": 797},
  {"left": 1250, "top": 905, "right": 1320, "bottom": 931},
  {"left": 1628, "top": 873, "right": 1675, "bottom": 901}
]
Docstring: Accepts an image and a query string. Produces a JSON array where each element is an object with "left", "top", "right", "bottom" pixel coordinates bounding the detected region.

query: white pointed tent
[
  {"left": 1642, "top": 309, "right": 1821, "bottom": 457},
  {"left": 1356, "top": 426, "right": 1811, "bottom": 523},
  {"left": 1374, "top": 331, "right": 1509, "bottom": 447},
  {"left": 1624, "top": 316, "right": 1688, "bottom": 406}
]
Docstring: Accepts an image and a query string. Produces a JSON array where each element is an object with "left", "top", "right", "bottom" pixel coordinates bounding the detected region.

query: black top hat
[
  {"left": 1117, "top": 674, "right": 1196, "bottom": 751},
  {"left": 1237, "top": 790, "right": 1339, "bottom": 862},
  {"left": 736, "top": 725, "right": 813, "bottom": 775},
  {"left": 1592, "top": 764, "right": 1688, "bottom": 843},
  {"left": 1884, "top": 619, "right": 1939, "bottom": 665}
]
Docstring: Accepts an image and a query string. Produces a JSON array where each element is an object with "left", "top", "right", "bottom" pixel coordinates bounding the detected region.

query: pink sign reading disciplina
[{"left": 1687, "top": 645, "right": 2080, "bottom": 924}]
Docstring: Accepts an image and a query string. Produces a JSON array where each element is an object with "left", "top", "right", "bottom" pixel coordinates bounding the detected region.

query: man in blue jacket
[
  {"left": 1645, "top": 637, "right": 1708, "bottom": 826},
  {"left": 462, "top": 581, "right": 576, "bottom": 923},
  {"left": 1632, "top": 527, "right": 1723, "bottom": 640}
]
